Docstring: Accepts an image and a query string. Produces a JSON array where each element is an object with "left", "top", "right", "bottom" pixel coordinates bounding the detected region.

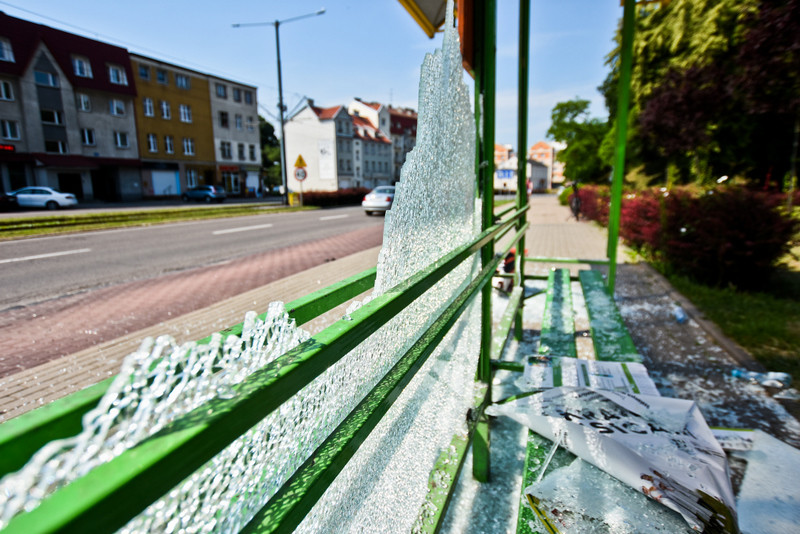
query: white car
[
  {"left": 362, "top": 186, "right": 395, "bottom": 215},
  {"left": 10, "top": 186, "right": 78, "bottom": 210}
]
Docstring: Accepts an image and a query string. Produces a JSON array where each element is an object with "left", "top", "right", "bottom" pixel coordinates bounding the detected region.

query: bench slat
[
  {"left": 538, "top": 269, "right": 576, "bottom": 360},
  {"left": 579, "top": 270, "right": 641, "bottom": 363}
]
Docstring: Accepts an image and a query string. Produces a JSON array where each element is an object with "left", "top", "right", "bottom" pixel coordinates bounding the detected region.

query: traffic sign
[
  {"left": 294, "top": 168, "right": 307, "bottom": 181},
  {"left": 294, "top": 154, "right": 307, "bottom": 168}
]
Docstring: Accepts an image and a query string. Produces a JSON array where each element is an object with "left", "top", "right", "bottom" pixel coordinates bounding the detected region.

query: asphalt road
[{"left": 0, "top": 206, "right": 383, "bottom": 311}]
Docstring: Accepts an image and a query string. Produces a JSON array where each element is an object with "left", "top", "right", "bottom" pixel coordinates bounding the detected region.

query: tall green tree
[
  {"left": 259, "top": 116, "right": 282, "bottom": 189},
  {"left": 547, "top": 99, "right": 611, "bottom": 184}
]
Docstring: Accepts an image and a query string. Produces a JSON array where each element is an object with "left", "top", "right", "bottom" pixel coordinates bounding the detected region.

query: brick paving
[{"left": 0, "top": 224, "right": 382, "bottom": 377}]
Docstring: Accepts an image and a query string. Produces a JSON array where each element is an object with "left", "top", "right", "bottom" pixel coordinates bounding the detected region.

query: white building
[
  {"left": 493, "top": 155, "right": 548, "bottom": 193},
  {"left": 284, "top": 98, "right": 400, "bottom": 192}
]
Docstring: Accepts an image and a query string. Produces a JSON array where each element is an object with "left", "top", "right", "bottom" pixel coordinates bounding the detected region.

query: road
[{"left": 0, "top": 206, "right": 382, "bottom": 311}]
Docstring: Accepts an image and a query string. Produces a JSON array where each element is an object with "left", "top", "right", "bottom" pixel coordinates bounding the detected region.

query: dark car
[
  {"left": 0, "top": 192, "right": 18, "bottom": 211},
  {"left": 182, "top": 185, "right": 226, "bottom": 203}
]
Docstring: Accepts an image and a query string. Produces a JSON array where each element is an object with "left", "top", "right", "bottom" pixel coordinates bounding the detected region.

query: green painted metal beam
[
  {"left": 606, "top": 0, "right": 636, "bottom": 295},
  {"left": 0, "top": 267, "right": 379, "bottom": 481},
  {"left": 514, "top": 0, "right": 531, "bottom": 342},
  {"left": 525, "top": 256, "right": 610, "bottom": 265},
  {"left": 491, "top": 360, "right": 524, "bottom": 373},
  {"left": 242, "top": 246, "right": 503, "bottom": 534},
  {"left": 579, "top": 270, "right": 641, "bottom": 363},
  {"left": 491, "top": 286, "right": 524, "bottom": 362}
]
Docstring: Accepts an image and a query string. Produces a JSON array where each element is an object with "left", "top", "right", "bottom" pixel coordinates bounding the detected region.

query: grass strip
[
  {"left": 668, "top": 272, "right": 800, "bottom": 385},
  {"left": 0, "top": 204, "right": 317, "bottom": 240}
]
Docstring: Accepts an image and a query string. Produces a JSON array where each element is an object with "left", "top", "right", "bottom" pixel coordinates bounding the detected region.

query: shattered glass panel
[{"left": 0, "top": 1, "right": 480, "bottom": 532}]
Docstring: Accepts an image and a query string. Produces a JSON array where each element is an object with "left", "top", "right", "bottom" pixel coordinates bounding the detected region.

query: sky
[{"left": 2, "top": 0, "right": 622, "bottom": 151}]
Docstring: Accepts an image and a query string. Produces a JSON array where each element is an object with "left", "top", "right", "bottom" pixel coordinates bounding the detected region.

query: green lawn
[
  {"left": 0, "top": 204, "right": 316, "bottom": 240},
  {"left": 668, "top": 268, "right": 800, "bottom": 384}
]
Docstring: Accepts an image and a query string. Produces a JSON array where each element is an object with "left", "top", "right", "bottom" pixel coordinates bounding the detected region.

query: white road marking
[
  {"left": 0, "top": 248, "right": 91, "bottom": 264},
  {"left": 212, "top": 223, "right": 274, "bottom": 235},
  {"left": 319, "top": 214, "right": 349, "bottom": 221}
]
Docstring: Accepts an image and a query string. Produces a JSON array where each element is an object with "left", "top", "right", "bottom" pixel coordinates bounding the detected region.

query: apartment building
[
  {"left": 0, "top": 12, "right": 140, "bottom": 200},
  {"left": 528, "top": 140, "right": 565, "bottom": 187},
  {"left": 284, "top": 98, "right": 414, "bottom": 192},
  {"left": 131, "top": 54, "right": 216, "bottom": 197},
  {"left": 208, "top": 76, "right": 261, "bottom": 196}
]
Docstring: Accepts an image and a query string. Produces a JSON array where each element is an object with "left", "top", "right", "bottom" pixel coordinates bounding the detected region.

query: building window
[
  {"left": 34, "top": 70, "right": 58, "bottom": 87},
  {"left": 138, "top": 64, "right": 150, "bottom": 80},
  {"left": 179, "top": 104, "right": 192, "bottom": 123},
  {"left": 0, "top": 38, "right": 14, "bottom": 62},
  {"left": 157, "top": 69, "right": 168, "bottom": 84},
  {"left": 108, "top": 64, "right": 128, "bottom": 85},
  {"left": 80, "top": 128, "right": 95, "bottom": 145},
  {"left": 237, "top": 143, "right": 245, "bottom": 160},
  {"left": 183, "top": 137, "right": 195, "bottom": 155},
  {"left": 338, "top": 158, "right": 343, "bottom": 171},
  {"left": 45, "top": 140, "right": 68, "bottom": 153},
  {"left": 249, "top": 144, "right": 256, "bottom": 161},
  {"left": 147, "top": 133, "right": 158, "bottom": 152},
  {"left": 220, "top": 141, "right": 232, "bottom": 159},
  {"left": 165, "top": 135, "right": 174, "bottom": 154},
  {"left": 160, "top": 100, "right": 171, "bottom": 119},
  {"left": 222, "top": 171, "right": 240, "bottom": 193},
  {"left": 1, "top": 119, "right": 20, "bottom": 140},
  {"left": 0, "top": 80, "right": 13, "bottom": 101},
  {"left": 40, "top": 109, "right": 64, "bottom": 124},
  {"left": 347, "top": 160, "right": 352, "bottom": 171},
  {"left": 110, "top": 99, "right": 126, "bottom": 116},
  {"left": 71, "top": 55, "right": 92, "bottom": 78},
  {"left": 244, "top": 91, "right": 253, "bottom": 105},
  {"left": 187, "top": 169, "right": 198, "bottom": 188},
  {"left": 114, "top": 131, "right": 130, "bottom": 148},
  {"left": 143, "top": 97, "right": 154, "bottom": 117},
  {"left": 235, "top": 114, "right": 242, "bottom": 130},
  {"left": 176, "top": 74, "right": 190, "bottom": 89},
  {"left": 77, "top": 93, "right": 91, "bottom": 111},
  {"left": 215, "top": 83, "right": 227, "bottom": 98},
  {"left": 246, "top": 116, "right": 254, "bottom": 132},
  {"left": 232, "top": 88, "right": 241, "bottom": 102},
  {"left": 219, "top": 111, "right": 229, "bottom": 128}
]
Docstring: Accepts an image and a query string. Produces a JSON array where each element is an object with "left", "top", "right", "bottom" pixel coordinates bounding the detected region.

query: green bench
[{"left": 514, "top": 268, "right": 643, "bottom": 534}]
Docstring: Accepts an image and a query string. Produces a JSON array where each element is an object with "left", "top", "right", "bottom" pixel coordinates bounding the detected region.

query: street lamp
[{"left": 233, "top": 8, "right": 326, "bottom": 206}]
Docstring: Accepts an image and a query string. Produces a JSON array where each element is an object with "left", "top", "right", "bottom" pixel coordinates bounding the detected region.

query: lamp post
[{"left": 233, "top": 8, "right": 326, "bottom": 206}]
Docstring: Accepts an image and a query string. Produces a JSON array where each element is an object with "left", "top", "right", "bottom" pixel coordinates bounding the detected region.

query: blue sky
[{"left": 3, "top": 0, "right": 621, "bottom": 150}]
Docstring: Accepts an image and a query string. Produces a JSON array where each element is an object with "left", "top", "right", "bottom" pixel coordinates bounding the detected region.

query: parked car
[
  {"left": 362, "top": 186, "right": 395, "bottom": 215},
  {"left": 9, "top": 186, "right": 77, "bottom": 209},
  {"left": 182, "top": 185, "right": 226, "bottom": 203},
  {"left": 0, "top": 192, "right": 18, "bottom": 211}
]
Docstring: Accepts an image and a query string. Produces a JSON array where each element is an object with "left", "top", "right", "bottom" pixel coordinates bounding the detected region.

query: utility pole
[{"left": 234, "top": 8, "right": 326, "bottom": 205}]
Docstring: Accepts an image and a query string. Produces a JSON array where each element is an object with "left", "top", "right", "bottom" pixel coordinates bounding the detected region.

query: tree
[
  {"left": 547, "top": 99, "right": 611, "bottom": 184},
  {"left": 259, "top": 116, "right": 282, "bottom": 190}
]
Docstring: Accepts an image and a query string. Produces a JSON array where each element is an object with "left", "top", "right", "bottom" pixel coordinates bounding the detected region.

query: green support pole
[
  {"left": 474, "top": 0, "right": 497, "bottom": 484},
  {"left": 606, "top": 0, "right": 635, "bottom": 295},
  {"left": 514, "top": 0, "right": 531, "bottom": 341}
]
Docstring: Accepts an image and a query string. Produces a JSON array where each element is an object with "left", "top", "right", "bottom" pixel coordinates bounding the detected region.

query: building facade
[
  {"left": 0, "top": 13, "right": 262, "bottom": 201},
  {"left": 207, "top": 76, "right": 261, "bottom": 196},
  {"left": 528, "top": 140, "right": 565, "bottom": 187},
  {"left": 284, "top": 98, "right": 415, "bottom": 192},
  {"left": 494, "top": 156, "right": 548, "bottom": 193},
  {"left": 0, "top": 12, "right": 141, "bottom": 200},
  {"left": 131, "top": 54, "right": 216, "bottom": 198}
]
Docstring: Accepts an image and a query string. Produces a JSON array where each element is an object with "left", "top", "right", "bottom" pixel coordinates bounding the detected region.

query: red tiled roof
[
  {"left": 0, "top": 12, "right": 137, "bottom": 96},
  {"left": 311, "top": 105, "right": 342, "bottom": 120},
  {"left": 388, "top": 106, "right": 417, "bottom": 136},
  {"left": 352, "top": 115, "right": 390, "bottom": 144}
]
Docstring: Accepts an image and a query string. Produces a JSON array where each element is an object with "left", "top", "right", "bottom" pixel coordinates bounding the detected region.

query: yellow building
[{"left": 130, "top": 54, "right": 216, "bottom": 197}]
